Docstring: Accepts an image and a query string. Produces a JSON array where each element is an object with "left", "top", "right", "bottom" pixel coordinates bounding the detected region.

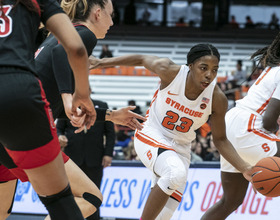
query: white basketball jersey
[
  {"left": 143, "top": 65, "right": 215, "bottom": 145},
  {"left": 236, "top": 66, "right": 280, "bottom": 115}
]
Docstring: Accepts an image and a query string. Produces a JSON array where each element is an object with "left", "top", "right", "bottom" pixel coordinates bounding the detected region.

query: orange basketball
[{"left": 252, "top": 157, "right": 280, "bottom": 197}]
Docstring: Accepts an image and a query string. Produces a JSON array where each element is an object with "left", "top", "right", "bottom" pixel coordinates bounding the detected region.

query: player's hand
[
  {"left": 70, "top": 108, "right": 87, "bottom": 133},
  {"left": 61, "top": 93, "right": 87, "bottom": 129},
  {"left": 102, "top": 155, "right": 113, "bottom": 168},
  {"left": 58, "top": 135, "right": 68, "bottom": 148},
  {"left": 72, "top": 92, "right": 96, "bottom": 129},
  {"left": 108, "top": 106, "right": 146, "bottom": 130},
  {"left": 89, "top": 55, "right": 100, "bottom": 69},
  {"left": 243, "top": 165, "right": 257, "bottom": 194}
]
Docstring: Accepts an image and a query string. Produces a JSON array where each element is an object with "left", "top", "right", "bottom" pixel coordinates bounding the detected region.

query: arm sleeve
[
  {"left": 50, "top": 27, "right": 97, "bottom": 94},
  {"left": 51, "top": 45, "right": 74, "bottom": 94},
  {"left": 103, "top": 103, "right": 116, "bottom": 157},
  {"left": 40, "top": 0, "right": 64, "bottom": 25},
  {"left": 77, "top": 28, "right": 97, "bottom": 56}
]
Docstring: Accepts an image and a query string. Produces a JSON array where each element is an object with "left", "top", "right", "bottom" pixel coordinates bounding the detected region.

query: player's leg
[
  {"left": 200, "top": 171, "right": 248, "bottom": 220},
  {"left": 44, "top": 159, "right": 103, "bottom": 220},
  {"left": 0, "top": 74, "right": 84, "bottom": 220},
  {"left": 141, "top": 150, "right": 187, "bottom": 220},
  {"left": 155, "top": 197, "right": 180, "bottom": 220},
  {"left": 0, "top": 179, "right": 17, "bottom": 220}
]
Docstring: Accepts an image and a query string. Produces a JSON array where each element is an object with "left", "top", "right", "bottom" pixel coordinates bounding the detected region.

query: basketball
[{"left": 252, "top": 157, "right": 280, "bottom": 197}]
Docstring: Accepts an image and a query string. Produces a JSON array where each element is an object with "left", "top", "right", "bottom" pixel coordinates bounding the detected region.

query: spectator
[
  {"left": 124, "top": 0, "right": 136, "bottom": 25},
  {"left": 176, "top": 17, "right": 187, "bottom": 27},
  {"left": 245, "top": 15, "right": 254, "bottom": 28},
  {"left": 229, "top": 15, "right": 239, "bottom": 28},
  {"left": 140, "top": 7, "right": 151, "bottom": 26},
  {"left": 128, "top": 99, "right": 143, "bottom": 116},
  {"left": 232, "top": 60, "right": 247, "bottom": 85},
  {"left": 99, "top": 44, "right": 113, "bottom": 59},
  {"left": 205, "top": 135, "right": 220, "bottom": 161},
  {"left": 191, "top": 140, "right": 203, "bottom": 162},
  {"left": 268, "top": 13, "right": 279, "bottom": 30},
  {"left": 56, "top": 99, "right": 115, "bottom": 220},
  {"left": 246, "top": 63, "right": 264, "bottom": 87}
]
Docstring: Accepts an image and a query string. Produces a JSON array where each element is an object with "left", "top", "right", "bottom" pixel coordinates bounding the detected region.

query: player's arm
[
  {"left": 89, "top": 55, "right": 180, "bottom": 85},
  {"left": 45, "top": 13, "right": 96, "bottom": 127},
  {"left": 263, "top": 93, "right": 280, "bottom": 133},
  {"left": 263, "top": 98, "right": 280, "bottom": 133},
  {"left": 210, "top": 86, "right": 252, "bottom": 175}
]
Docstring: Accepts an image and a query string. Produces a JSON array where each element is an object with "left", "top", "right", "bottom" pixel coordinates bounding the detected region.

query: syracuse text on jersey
[{"left": 165, "top": 97, "right": 204, "bottom": 118}]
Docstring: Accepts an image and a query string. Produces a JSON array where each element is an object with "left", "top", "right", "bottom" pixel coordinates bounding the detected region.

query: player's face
[
  {"left": 189, "top": 55, "right": 219, "bottom": 90},
  {"left": 95, "top": 0, "right": 114, "bottom": 39}
]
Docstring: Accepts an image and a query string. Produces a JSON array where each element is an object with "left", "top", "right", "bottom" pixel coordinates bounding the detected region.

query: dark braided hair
[
  {"left": 61, "top": 0, "right": 108, "bottom": 23},
  {"left": 0, "top": 0, "right": 38, "bottom": 14},
  {"left": 251, "top": 32, "right": 280, "bottom": 68},
  {"left": 187, "top": 44, "right": 220, "bottom": 65}
]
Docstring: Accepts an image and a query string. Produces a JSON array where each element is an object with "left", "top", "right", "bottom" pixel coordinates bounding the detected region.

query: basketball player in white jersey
[
  {"left": 201, "top": 34, "right": 280, "bottom": 220},
  {"left": 89, "top": 44, "right": 254, "bottom": 220}
]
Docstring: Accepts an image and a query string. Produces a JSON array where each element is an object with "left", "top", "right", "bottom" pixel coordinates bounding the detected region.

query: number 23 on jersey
[{"left": 162, "top": 110, "right": 194, "bottom": 133}]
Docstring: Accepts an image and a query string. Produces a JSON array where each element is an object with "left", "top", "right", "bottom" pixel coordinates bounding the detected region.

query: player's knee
[
  {"left": 169, "top": 167, "right": 187, "bottom": 189},
  {"left": 160, "top": 165, "right": 186, "bottom": 190},
  {"left": 38, "top": 184, "right": 83, "bottom": 220},
  {"left": 83, "top": 192, "right": 103, "bottom": 209}
]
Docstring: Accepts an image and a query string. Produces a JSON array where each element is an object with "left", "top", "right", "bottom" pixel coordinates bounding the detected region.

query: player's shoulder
[{"left": 212, "top": 85, "right": 227, "bottom": 109}]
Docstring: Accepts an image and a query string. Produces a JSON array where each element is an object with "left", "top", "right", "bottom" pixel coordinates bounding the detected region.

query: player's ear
[{"left": 94, "top": 7, "right": 102, "bottom": 21}]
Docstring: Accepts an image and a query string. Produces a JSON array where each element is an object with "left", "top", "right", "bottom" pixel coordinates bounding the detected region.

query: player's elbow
[{"left": 69, "top": 44, "right": 87, "bottom": 58}]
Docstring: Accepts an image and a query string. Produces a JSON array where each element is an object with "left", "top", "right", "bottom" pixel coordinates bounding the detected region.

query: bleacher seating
[
  {"left": 90, "top": 38, "right": 267, "bottom": 110},
  {"left": 92, "top": 39, "right": 266, "bottom": 77},
  {"left": 90, "top": 75, "right": 160, "bottom": 109}
]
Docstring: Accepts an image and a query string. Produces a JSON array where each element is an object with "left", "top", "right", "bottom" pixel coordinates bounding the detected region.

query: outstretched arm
[
  {"left": 89, "top": 55, "right": 181, "bottom": 85},
  {"left": 210, "top": 86, "right": 253, "bottom": 180},
  {"left": 106, "top": 106, "right": 146, "bottom": 130}
]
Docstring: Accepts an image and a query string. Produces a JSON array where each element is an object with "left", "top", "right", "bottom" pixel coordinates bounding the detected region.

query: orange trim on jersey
[
  {"left": 256, "top": 98, "right": 270, "bottom": 115},
  {"left": 135, "top": 130, "right": 174, "bottom": 151},
  {"left": 171, "top": 190, "right": 183, "bottom": 202},
  {"left": 255, "top": 67, "right": 271, "bottom": 85},
  {"left": 144, "top": 89, "right": 158, "bottom": 119},
  {"left": 247, "top": 114, "right": 280, "bottom": 141}
]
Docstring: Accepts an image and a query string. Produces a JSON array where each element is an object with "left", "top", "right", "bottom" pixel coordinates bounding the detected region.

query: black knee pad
[
  {"left": 39, "top": 184, "right": 72, "bottom": 206},
  {"left": 39, "top": 184, "right": 83, "bottom": 220},
  {"left": 83, "top": 192, "right": 102, "bottom": 209}
]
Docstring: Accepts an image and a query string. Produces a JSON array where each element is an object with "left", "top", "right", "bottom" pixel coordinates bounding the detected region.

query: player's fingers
[
  {"left": 127, "top": 122, "right": 136, "bottom": 130},
  {"left": 128, "top": 111, "right": 146, "bottom": 121},
  {"left": 84, "top": 114, "right": 96, "bottom": 129},
  {"left": 74, "top": 126, "right": 85, "bottom": 134},
  {"left": 133, "top": 118, "right": 144, "bottom": 130}
]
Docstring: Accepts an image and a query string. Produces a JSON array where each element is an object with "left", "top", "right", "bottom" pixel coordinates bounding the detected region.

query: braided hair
[
  {"left": 61, "top": 0, "right": 108, "bottom": 22},
  {"left": 251, "top": 32, "right": 280, "bottom": 68},
  {"left": 187, "top": 44, "right": 220, "bottom": 65}
]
